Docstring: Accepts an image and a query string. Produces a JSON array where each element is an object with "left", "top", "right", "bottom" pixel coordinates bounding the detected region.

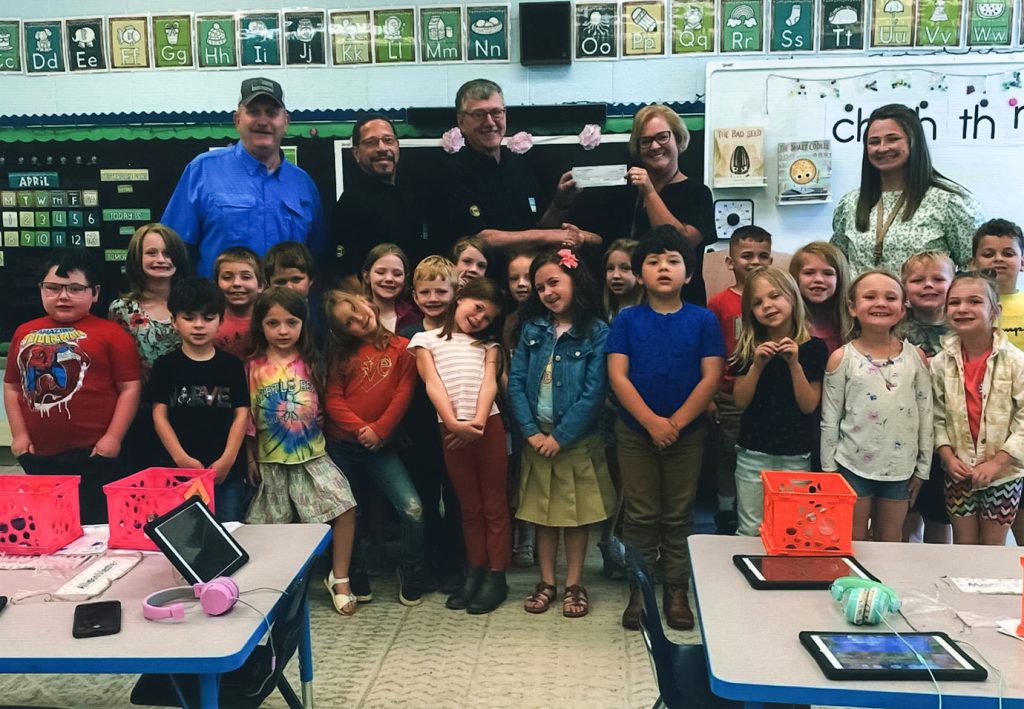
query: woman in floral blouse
[{"left": 832, "top": 103, "right": 984, "bottom": 277}]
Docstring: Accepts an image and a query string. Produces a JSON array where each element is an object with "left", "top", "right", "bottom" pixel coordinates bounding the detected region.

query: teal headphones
[{"left": 830, "top": 576, "right": 901, "bottom": 626}]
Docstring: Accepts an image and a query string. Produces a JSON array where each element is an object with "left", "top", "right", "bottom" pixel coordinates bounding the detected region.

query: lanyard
[{"left": 874, "top": 193, "right": 906, "bottom": 266}]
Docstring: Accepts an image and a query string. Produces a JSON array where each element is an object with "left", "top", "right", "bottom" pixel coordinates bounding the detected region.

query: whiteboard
[{"left": 705, "top": 54, "right": 1024, "bottom": 254}]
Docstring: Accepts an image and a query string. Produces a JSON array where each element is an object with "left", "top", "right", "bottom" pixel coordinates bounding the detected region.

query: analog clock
[{"left": 714, "top": 199, "right": 754, "bottom": 241}]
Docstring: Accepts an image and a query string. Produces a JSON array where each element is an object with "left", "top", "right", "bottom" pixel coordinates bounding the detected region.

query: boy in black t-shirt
[{"left": 147, "top": 277, "right": 251, "bottom": 522}]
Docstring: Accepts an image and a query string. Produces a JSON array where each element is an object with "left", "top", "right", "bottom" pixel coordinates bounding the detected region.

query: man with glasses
[
  {"left": 162, "top": 77, "right": 325, "bottom": 278},
  {"left": 331, "top": 114, "right": 429, "bottom": 285},
  {"left": 4, "top": 249, "right": 142, "bottom": 524},
  {"left": 436, "top": 79, "right": 599, "bottom": 258}
]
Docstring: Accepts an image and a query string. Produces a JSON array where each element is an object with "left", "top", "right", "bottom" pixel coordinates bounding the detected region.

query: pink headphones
[{"left": 142, "top": 577, "right": 239, "bottom": 621}]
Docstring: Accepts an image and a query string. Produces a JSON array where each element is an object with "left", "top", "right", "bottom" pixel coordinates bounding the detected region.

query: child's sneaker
[
  {"left": 397, "top": 567, "right": 425, "bottom": 607},
  {"left": 350, "top": 570, "right": 373, "bottom": 603},
  {"left": 714, "top": 509, "right": 738, "bottom": 536}
]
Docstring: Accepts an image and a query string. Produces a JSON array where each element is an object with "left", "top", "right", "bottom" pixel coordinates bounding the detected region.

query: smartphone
[{"left": 72, "top": 600, "right": 121, "bottom": 638}]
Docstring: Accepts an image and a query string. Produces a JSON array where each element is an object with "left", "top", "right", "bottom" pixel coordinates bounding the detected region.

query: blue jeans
[
  {"left": 215, "top": 476, "right": 250, "bottom": 523},
  {"left": 837, "top": 463, "right": 912, "bottom": 501},
  {"left": 326, "top": 439, "right": 425, "bottom": 574}
]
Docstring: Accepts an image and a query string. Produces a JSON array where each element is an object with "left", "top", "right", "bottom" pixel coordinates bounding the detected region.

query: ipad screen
[
  {"left": 811, "top": 633, "right": 976, "bottom": 672},
  {"left": 148, "top": 500, "right": 247, "bottom": 583},
  {"left": 744, "top": 556, "right": 869, "bottom": 583}
]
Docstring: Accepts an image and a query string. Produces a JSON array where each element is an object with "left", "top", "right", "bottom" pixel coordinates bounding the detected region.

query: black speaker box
[{"left": 519, "top": 1, "right": 572, "bottom": 66}]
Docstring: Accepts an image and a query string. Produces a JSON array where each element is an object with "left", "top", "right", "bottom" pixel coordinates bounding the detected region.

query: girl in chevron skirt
[{"left": 932, "top": 271, "right": 1024, "bottom": 545}]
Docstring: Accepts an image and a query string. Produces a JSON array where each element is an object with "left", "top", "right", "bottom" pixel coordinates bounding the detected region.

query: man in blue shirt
[{"left": 162, "top": 77, "right": 325, "bottom": 278}]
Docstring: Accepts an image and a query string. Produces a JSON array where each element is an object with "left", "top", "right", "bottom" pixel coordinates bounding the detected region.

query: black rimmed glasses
[
  {"left": 38, "top": 282, "right": 93, "bottom": 296},
  {"left": 639, "top": 131, "right": 673, "bottom": 149}
]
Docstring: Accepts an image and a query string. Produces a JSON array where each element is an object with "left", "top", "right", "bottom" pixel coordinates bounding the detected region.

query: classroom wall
[
  {"left": 704, "top": 54, "right": 1024, "bottom": 255},
  {"left": 2, "top": 0, "right": 708, "bottom": 117}
]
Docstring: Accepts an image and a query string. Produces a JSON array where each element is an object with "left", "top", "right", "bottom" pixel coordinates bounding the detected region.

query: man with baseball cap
[{"left": 162, "top": 77, "right": 325, "bottom": 277}]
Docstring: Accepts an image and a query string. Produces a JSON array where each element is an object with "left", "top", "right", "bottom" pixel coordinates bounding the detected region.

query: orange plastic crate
[
  {"left": 760, "top": 471, "right": 855, "bottom": 556},
  {"left": 104, "top": 467, "right": 215, "bottom": 550},
  {"left": 0, "top": 475, "right": 83, "bottom": 555}
]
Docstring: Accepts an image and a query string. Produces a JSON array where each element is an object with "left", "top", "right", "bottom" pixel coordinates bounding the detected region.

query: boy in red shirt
[
  {"left": 214, "top": 246, "right": 264, "bottom": 359},
  {"left": 4, "top": 249, "right": 142, "bottom": 523},
  {"left": 706, "top": 226, "right": 772, "bottom": 534}
]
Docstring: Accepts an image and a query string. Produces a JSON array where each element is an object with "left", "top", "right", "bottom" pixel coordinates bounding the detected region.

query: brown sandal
[
  {"left": 524, "top": 582, "right": 557, "bottom": 614},
  {"left": 563, "top": 584, "right": 589, "bottom": 618}
]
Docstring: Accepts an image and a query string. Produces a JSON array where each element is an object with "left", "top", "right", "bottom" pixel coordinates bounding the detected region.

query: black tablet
[
  {"left": 143, "top": 498, "right": 249, "bottom": 585},
  {"left": 733, "top": 554, "right": 877, "bottom": 589},
  {"left": 799, "top": 631, "right": 988, "bottom": 681}
]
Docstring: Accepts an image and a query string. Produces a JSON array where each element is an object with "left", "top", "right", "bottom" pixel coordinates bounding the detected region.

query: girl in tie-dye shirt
[{"left": 245, "top": 287, "right": 360, "bottom": 616}]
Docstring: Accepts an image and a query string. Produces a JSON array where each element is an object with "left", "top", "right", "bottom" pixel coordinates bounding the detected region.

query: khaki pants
[
  {"left": 710, "top": 391, "right": 742, "bottom": 498},
  {"left": 616, "top": 420, "right": 706, "bottom": 586}
]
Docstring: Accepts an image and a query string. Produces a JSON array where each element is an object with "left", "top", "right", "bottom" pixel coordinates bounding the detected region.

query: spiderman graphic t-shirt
[
  {"left": 4, "top": 314, "right": 141, "bottom": 456},
  {"left": 247, "top": 355, "right": 325, "bottom": 464}
]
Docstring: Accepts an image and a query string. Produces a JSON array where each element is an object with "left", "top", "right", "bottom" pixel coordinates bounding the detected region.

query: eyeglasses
[
  {"left": 38, "top": 282, "right": 93, "bottom": 296},
  {"left": 639, "top": 131, "right": 673, "bottom": 149},
  {"left": 461, "top": 108, "right": 506, "bottom": 122},
  {"left": 358, "top": 135, "right": 398, "bottom": 148}
]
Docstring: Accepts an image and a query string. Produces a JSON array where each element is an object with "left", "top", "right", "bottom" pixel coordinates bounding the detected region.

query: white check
[{"left": 572, "top": 164, "right": 627, "bottom": 188}]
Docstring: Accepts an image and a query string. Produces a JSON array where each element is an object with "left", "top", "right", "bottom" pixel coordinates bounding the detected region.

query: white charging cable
[
  {"left": 881, "top": 615, "right": 942, "bottom": 709},
  {"left": 952, "top": 638, "right": 1005, "bottom": 709},
  {"left": 233, "top": 597, "right": 278, "bottom": 698}
]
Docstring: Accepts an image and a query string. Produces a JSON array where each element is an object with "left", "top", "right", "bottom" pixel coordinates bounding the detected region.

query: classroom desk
[
  {"left": 689, "top": 535, "right": 1024, "bottom": 709},
  {"left": 0, "top": 523, "right": 331, "bottom": 709}
]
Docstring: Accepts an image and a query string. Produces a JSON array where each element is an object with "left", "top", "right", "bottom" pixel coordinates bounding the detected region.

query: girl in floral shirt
[
  {"left": 109, "top": 223, "right": 190, "bottom": 471},
  {"left": 108, "top": 223, "right": 189, "bottom": 381},
  {"left": 821, "top": 270, "right": 933, "bottom": 542}
]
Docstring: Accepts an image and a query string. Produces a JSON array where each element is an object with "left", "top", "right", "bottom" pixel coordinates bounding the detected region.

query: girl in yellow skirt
[{"left": 507, "top": 249, "right": 616, "bottom": 618}]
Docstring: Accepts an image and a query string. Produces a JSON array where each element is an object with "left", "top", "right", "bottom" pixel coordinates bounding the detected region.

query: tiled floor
[{"left": 0, "top": 543, "right": 695, "bottom": 709}]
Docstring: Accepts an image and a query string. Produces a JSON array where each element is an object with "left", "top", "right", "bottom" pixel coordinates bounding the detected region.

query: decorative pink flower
[
  {"left": 440, "top": 127, "right": 464, "bottom": 154},
  {"left": 578, "top": 124, "right": 602, "bottom": 150},
  {"left": 507, "top": 131, "right": 534, "bottom": 154},
  {"left": 558, "top": 248, "right": 579, "bottom": 269}
]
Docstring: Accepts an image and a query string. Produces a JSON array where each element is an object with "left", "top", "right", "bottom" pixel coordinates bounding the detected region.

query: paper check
[{"left": 572, "top": 164, "right": 627, "bottom": 188}]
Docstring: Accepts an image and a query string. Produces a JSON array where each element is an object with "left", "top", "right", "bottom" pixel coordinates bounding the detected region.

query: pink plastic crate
[
  {"left": 104, "top": 467, "right": 215, "bottom": 550},
  {"left": 0, "top": 475, "right": 83, "bottom": 555}
]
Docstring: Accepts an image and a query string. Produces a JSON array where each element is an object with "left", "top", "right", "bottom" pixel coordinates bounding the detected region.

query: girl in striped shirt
[{"left": 408, "top": 278, "right": 509, "bottom": 614}]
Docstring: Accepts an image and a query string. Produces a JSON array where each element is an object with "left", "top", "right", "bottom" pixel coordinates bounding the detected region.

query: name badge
[{"left": 528, "top": 197, "right": 537, "bottom": 213}]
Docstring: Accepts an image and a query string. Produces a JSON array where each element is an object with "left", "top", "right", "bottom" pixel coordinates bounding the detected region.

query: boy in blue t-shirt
[{"left": 606, "top": 226, "right": 725, "bottom": 632}]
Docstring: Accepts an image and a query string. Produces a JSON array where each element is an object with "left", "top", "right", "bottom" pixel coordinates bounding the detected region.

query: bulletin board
[
  {"left": 704, "top": 54, "right": 1024, "bottom": 254},
  {"left": 0, "top": 124, "right": 706, "bottom": 343},
  {"left": 0, "top": 136, "right": 334, "bottom": 342}
]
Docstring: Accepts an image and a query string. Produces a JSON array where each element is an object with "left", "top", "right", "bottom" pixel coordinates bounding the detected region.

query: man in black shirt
[
  {"left": 436, "top": 79, "right": 601, "bottom": 255},
  {"left": 332, "top": 115, "right": 428, "bottom": 286}
]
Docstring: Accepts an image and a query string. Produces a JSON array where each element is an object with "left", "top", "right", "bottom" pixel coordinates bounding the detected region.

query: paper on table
[
  {"left": 997, "top": 619, "right": 1024, "bottom": 640},
  {"left": 572, "top": 164, "right": 627, "bottom": 188},
  {"left": 55, "top": 525, "right": 110, "bottom": 555},
  {"left": 947, "top": 576, "right": 1023, "bottom": 594}
]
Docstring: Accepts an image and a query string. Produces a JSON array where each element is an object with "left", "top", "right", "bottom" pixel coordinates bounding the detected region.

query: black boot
[
  {"left": 446, "top": 567, "right": 484, "bottom": 610},
  {"left": 467, "top": 570, "right": 508, "bottom": 614}
]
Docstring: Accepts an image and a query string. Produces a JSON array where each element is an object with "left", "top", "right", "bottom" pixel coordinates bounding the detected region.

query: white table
[
  {"left": 0, "top": 523, "right": 331, "bottom": 708},
  {"left": 689, "top": 534, "right": 1024, "bottom": 708}
]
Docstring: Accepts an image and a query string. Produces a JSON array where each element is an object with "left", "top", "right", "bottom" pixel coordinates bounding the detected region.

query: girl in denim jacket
[
  {"left": 932, "top": 272, "right": 1024, "bottom": 545},
  {"left": 508, "top": 249, "right": 616, "bottom": 618}
]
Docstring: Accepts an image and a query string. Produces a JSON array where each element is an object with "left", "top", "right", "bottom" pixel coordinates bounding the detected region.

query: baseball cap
[{"left": 239, "top": 77, "right": 285, "bottom": 108}]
